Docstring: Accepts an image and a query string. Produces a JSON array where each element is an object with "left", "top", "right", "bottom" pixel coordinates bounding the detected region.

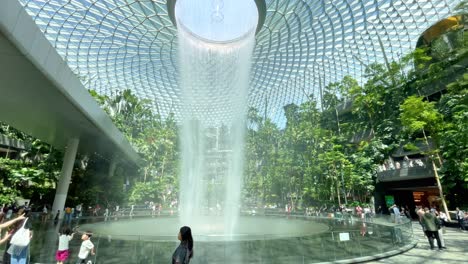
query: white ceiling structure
[
  {"left": 18, "top": 0, "right": 461, "bottom": 126},
  {"left": 0, "top": 1, "right": 140, "bottom": 165}
]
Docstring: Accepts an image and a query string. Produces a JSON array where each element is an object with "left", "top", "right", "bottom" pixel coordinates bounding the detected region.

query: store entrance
[
  {"left": 384, "top": 186, "right": 440, "bottom": 218},
  {"left": 413, "top": 188, "right": 441, "bottom": 209}
]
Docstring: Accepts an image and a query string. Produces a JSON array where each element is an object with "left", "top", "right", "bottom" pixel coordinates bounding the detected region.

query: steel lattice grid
[{"left": 18, "top": 0, "right": 461, "bottom": 126}]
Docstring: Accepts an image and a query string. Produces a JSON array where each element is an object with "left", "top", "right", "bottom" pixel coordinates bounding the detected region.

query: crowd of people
[
  {"left": 301, "top": 202, "right": 468, "bottom": 251},
  {"left": 35, "top": 201, "right": 170, "bottom": 226},
  {"left": 302, "top": 204, "right": 375, "bottom": 222},
  {"left": 377, "top": 156, "right": 426, "bottom": 172}
]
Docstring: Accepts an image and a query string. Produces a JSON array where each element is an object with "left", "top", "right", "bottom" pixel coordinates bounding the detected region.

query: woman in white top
[
  {"left": 55, "top": 226, "right": 74, "bottom": 264},
  {"left": 0, "top": 214, "right": 25, "bottom": 244}
]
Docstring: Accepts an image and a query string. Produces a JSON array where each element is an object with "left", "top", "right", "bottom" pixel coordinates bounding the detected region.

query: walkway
[{"left": 365, "top": 222, "right": 468, "bottom": 263}]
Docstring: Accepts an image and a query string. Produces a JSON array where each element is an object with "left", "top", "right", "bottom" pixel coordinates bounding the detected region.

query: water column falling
[{"left": 176, "top": 0, "right": 258, "bottom": 237}]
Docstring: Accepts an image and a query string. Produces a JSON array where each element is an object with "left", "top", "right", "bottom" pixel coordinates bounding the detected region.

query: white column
[
  {"left": 108, "top": 157, "right": 117, "bottom": 178},
  {"left": 52, "top": 138, "right": 79, "bottom": 219}
]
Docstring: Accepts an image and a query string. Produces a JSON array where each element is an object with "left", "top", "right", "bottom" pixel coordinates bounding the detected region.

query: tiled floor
[{"left": 365, "top": 223, "right": 468, "bottom": 264}]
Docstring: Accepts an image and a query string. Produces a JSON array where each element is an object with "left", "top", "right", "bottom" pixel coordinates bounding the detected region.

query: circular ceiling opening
[{"left": 174, "top": 0, "right": 260, "bottom": 43}]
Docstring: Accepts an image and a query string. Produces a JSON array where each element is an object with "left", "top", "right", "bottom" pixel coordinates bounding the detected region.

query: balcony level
[
  {"left": 0, "top": 133, "right": 29, "bottom": 150},
  {"left": 377, "top": 158, "right": 435, "bottom": 182},
  {"left": 0, "top": 133, "right": 30, "bottom": 159}
]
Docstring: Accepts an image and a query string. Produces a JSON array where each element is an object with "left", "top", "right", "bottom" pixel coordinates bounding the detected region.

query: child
[
  {"left": 56, "top": 226, "right": 74, "bottom": 264},
  {"left": 76, "top": 231, "right": 95, "bottom": 264}
]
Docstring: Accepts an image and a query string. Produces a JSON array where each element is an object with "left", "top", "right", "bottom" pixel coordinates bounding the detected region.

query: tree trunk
[
  {"left": 339, "top": 166, "right": 348, "bottom": 205},
  {"left": 422, "top": 129, "right": 450, "bottom": 221},
  {"left": 431, "top": 159, "right": 451, "bottom": 221},
  {"left": 336, "top": 177, "right": 341, "bottom": 206},
  {"left": 161, "top": 153, "right": 167, "bottom": 178}
]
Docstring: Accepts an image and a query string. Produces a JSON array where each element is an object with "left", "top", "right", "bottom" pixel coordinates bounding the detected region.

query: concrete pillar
[
  {"left": 52, "top": 138, "right": 79, "bottom": 219},
  {"left": 108, "top": 157, "right": 117, "bottom": 178}
]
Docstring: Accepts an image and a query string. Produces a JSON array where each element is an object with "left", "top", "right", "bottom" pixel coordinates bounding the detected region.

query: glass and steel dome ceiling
[{"left": 18, "top": 0, "right": 461, "bottom": 125}]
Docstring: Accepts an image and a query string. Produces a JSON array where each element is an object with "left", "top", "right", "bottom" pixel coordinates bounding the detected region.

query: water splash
[{"left": 177, "top": 18, "right": 256, "bottom": 237}]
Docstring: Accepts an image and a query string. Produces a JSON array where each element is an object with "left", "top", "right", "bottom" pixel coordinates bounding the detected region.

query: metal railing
[
  {"left": 22, "top": 214, "right": 413, "bottom": 264},
  {"left": 377, "top": 158, "right": 434, "bottom": 182}
]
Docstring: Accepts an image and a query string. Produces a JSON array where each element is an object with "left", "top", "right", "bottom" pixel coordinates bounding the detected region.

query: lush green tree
[
  {"left": 244, "top": 107, "right": 281, "bottom": 206},
  {"left": 0, "top": 123, "right": 62, "bottom": 204},
  {"left": 438, "top": 73, "right": 468, "bottom": 206},
  {"left": 400, "top": 95, "right": 450, "bottom": 217},
  {"left": 400, "top": 96, "right": 444, "bottom": 137},
  {"left": 88, "top": 89, "right": 179, "bottom": 207}
]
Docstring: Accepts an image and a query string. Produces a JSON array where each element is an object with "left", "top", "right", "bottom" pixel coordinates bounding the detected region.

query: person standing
[
  {"left": 75, "top": 204, "right": 82, "bottom": 218},
  {"left": 76, "top": 232, "right": 95, "bottom": 264},
  {"left": 364, "top": 206, "right": 371, "bottom": 222},
  {"left": 421, "top": 208, "right": 442, "bottom": 250},
  {"left": 151, "top": 204, "right": 156, "bottom": 217},
  {"left": 436, "top": 211, "right": 447, "bottom": 249},
  {"left": 129, "top": 205, "right": 135, "bottom": 218},
  {"left": 455, "top": 207, "right": 465, "bottom": 230},
  {"left": 172, "top": 226, "right": 193, "bottom": 264},
  {"left": 41, "top": 205, "right": 48, "bottom": 223},
  {"left": 104, "top": 208, "right": 109, "bottom": 221},
  {"left": 355, "top": 205, "right": 363, "bottom": 219},
  {"left": 64, "top": 207, "right": 72, "bottom": 225},
  {"left": 54, "top": 210, "right": 60, "bottom": 226},
  {"left": 55, "top": 226, "right": 75, "bottom": 264},
  {"left": 7, "top": 209, "right": 33, "bottom": 264},
  {"left": 114, "top": 205, "right": 120, "bottom": 220},
  {"left": 392, "top": 205, "right": 401, "bottom": 224},
  {"left": 416, "top": 206, "right": 425, "bottom": 223}
]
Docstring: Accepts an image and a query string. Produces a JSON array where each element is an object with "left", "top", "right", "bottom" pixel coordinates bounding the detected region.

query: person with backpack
[{"left": 172, "top": 226, "right": 194, "bottom": 264}]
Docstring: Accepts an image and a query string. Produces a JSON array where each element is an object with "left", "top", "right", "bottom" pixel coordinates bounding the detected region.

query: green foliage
[
  {"left": 88, "top": 89, "right": 179, "bottom": 207},
  {"left": 438, "top": 73, "right": 468, "bottom": 204},
  {"left": 0, "top": 123, "right": 62, "bottom": 204},
  {"left": 403, "top": 143, "right": 420, "bottom": 152},
  {"left": 129, "top": 182, "right": 159, "bottom": 203},
  {"left": 244, "top": 37, "right": 466, "bottom": 208},
  {"left": 245, "top": 82, "right": 383, "bottom": 207},
  {"left": 454, "top": 0, "right": 468, "bottom": 15},
  {"left": 400, "top": 96, "right": 443, "bottom": 136}
]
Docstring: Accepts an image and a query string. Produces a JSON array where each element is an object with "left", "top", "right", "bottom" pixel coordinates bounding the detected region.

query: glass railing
[
  {"left": 14, "top": 213, "right": 414, "bottom": 264},
  {"left": 377, "top": 167, "right": 434, "bottom": 182}
]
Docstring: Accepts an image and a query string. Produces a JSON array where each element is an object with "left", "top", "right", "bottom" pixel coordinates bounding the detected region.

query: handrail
[{"left": 27, "top": 214, "right": 414, "bottom": 263}]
